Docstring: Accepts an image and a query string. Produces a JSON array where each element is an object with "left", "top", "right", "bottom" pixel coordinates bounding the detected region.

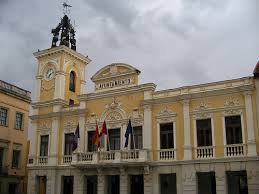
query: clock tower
[
  {"left": 29, "top": 13, "right": 90, "bottom": 166},
  {"left": 33, "top": 14, "right": 91, "bottom": 106}
]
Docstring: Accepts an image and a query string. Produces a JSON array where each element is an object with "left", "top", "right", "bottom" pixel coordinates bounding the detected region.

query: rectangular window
[
  {"left": 88, "top": 131, "right": 97, "bottom": 152},
  {"left": 64, "top": 133, "right": 74, "bottom": 155},
  {"left": 15, "top": 112, "right": 23, "bottom": 130},
  {"left": 131, "top": 126, "right": 143, "bottom": 149},
  {"left": 225, "top": 115, "right": 242, "bottom": 144},
  {"left": 0, "top": 108, "right": 8, "bottom": 126},
  {"left": 196, "top": 119, "right": 212, "bottom": 147},
  {"left": 197, "top": 172, "right": 216, "bottom": 194},
  {"left": 160, "top": 173, "right": 177, "bottom": 194},
  {"left": 40, "top": 135, "right": 49, "bottom": 156},
  {"left": 107, "top": 175, "right": 120, "bottom": 194},
  {"left": 227, "top": 170, "right": 248, "bottom": 194},
  {"left": 108, "top": 128, "right": 120, "bottom": 150},
  {"left": 160, "top": 123, "right": 174, "bottom": 149},
  {"left": 12, "top": 150, "right": 20, "bottom": 168}
]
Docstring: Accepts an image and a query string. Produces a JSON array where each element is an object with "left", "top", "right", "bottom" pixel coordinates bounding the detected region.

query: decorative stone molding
[
  {"left": 100, "top": 97, "right": 127, "bottom": 122},
  {"left": 156, "top": 106, "right": 177, "bottom": 123},
  {"left": 39, "top": 58, "right": 59, "bottom": 76},
  {"left": 131, "top": 109, "right": 144, "bottom": 126},
  {"left": 193, "top": 112, "right": 213, "bottom": 120},
  {"left": 41, "top": 80, "right": 55, "bottom": 91},
  {"left": 224, "top": 98, "right": 240, "bottom": 108},
  {"left": 64, "top": 119, "right": 78, "bottom": 133},
  {"left": 193, "top": 102, "right": 211, "bottom": 111}
]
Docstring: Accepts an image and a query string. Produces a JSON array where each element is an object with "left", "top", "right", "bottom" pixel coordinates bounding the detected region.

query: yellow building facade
[
  {"left": 28, "top": 14, "right": 259, "bottom": 194},
  {"left": 0, "top": 80, "right": 31, "bottom": 194}
]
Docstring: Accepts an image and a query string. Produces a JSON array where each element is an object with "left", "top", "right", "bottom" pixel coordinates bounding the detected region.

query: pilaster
[
  {"left": 97, "top": 171, "right": 105, "bottom": 194},
  {"left": 54, "top": 72, "right": 65, "bottom": 99},
  {"left": 79, "top": 115, "right": 85, "bottom": 152},
  {"left": 29, "top": 121, "right": 37, "bottom": 165},
  {"left": 182, "top": 99, "right": 192, "bottom": 160},
  {"left": 244, "top": 91, "right": 257, "bottom": 156},
  {"left": 49, "top": 117, "right": 59, "bottom": 165},
  {"left": 120, "top": 168, "right": 128, "bottom": 194},
  {"left": 143, "top": 104, "right": 152, "bottom": 149},
  {"left": 80, "top": 80, "right": 86, "bottom": 94},
  {"left": 144, "top": 173, "right": 152, "bottom": 194},
  {"left": 35, "top": 76, "right": 42, "bottom": 102},
  {"left": 74, "top": 170, "right": 85, "bottom": 194}
]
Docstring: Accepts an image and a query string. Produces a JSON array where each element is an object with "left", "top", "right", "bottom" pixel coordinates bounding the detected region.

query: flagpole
[{"left": 107, "top": 127, "right": 111, "bottom": 151}]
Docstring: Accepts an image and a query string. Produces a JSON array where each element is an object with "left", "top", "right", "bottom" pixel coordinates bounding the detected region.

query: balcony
[
  {"left": 225, "top": 144, "right": 246, "bottom": 157},
  {"left": 157, "top": 149, "right": 176, "bottom": 161},
  {"left": 195, "top": 146, "right": 214, "bottom": 159},
  {"left": 72, "top": 149, "right": 150, "bottom": 167},
  {"left": 37, "top": 156, "right": 48, "bottom": 165},
  {"left": 62, "top": 155, "right": 72, "bottom": 165}
]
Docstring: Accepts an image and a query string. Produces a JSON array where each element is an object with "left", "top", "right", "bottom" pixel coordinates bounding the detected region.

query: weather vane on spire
[{"left": 62, "top": 1, "right": 72, "bottom": 15}]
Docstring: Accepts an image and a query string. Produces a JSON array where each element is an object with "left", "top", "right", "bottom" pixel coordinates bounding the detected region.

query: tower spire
[{"left": 51, "top": 2, "right": 76, "bottom": 51}]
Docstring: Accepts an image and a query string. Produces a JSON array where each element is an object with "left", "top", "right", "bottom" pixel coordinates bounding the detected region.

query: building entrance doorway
[
  {"left": 38, "top": 176, "right": 46, "bottom": 194},
  {"left": 63, "top": 176, "right": 73, "bottom": 194},
  {"left": 130, "top": 175, "right": 144, "bottom": 194},
  {"left": 107, "top": 175, "right": 120, "bottom": 194},
  {"left": 86, "top": 176, "right": 97, "bottom": 194}
]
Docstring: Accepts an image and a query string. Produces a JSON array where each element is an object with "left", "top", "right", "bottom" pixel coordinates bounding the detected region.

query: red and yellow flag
[{"left": 93, "top": 122, "right": 100, "bottom": 147}]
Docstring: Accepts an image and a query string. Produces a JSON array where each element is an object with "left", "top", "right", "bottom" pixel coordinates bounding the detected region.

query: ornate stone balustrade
[
  {"left": 62, "top": 155, "right": 72, "bottom": 164},
  {"left": 225, "top": 144, "right": 246, "bottom": 157},
  {"left": 37, "top": 156, "right": 48, "bottom": 165},
  {"left": 157, "top": 149, "right": 176, "bottom": 161},
  {"left": 73, "top": 149, "right": 150, "bottom": 165},
  {"left": 195, "top": 146, "right": 214, "bottom": 159}
]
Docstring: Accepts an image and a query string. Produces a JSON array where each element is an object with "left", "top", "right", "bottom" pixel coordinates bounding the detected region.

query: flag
[
  {"left": 124, "top": 119, "right": 133, "bottom": 148},
  {"left": 93, "top": 122, "right": 100, "bottom": 148},
  {"left": 72, "top": 123, "right": 80, "bottom": 151},
  {"left": 99, "top": 120, "right": 107, "bottom": 148}
]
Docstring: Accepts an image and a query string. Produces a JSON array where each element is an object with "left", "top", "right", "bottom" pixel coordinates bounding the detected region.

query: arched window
[{"left": 69, "top": 71, "right": 76, "bottom": 92}]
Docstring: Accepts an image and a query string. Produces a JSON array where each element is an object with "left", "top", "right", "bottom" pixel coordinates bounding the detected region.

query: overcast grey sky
[{"left": 0, "top": 0, "right": 258, "bottom": 95}]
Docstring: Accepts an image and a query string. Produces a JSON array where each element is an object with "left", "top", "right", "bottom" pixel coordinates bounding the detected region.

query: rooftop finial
[
  {"left": 63, "top": 2, "right": 72, "bottom": 15},
  {"left": 50, "top": 2, "right": 76, "bottom": 51}
]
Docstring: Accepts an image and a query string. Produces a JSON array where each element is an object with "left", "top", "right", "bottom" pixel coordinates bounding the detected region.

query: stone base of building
[
  {"left": 0, "top": 175, "right": 26, "bottom": 194},
  {"left": 27, "top": 157, "right": 259, "bottom": 194}
]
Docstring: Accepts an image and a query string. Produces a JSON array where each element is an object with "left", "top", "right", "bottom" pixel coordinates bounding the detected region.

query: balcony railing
[
  {"left": 75, "top": 149, "right": 150, "bottom": 165},
  {"left": 62, "top": 155, "right": 72, "bottom": 164},
  {"left": 225, "top": 144, "right": 246, "bottom": 157},
  {"left": 195, "top": 146, "right": 214, "bottom": 159},
  {"left": 157, "top": 149, "right": 176, "bottom": 161},
  {"left": 37, "top": 156, "right": 48, "bottom": 165}
]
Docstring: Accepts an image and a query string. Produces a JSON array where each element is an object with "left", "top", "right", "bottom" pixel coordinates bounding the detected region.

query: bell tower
[{"left": 33, "top": 10, "right": 91, "bottom": 106}]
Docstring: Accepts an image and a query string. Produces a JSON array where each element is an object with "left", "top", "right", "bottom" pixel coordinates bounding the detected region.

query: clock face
[{"left": 45, "top": 68, "right": 55, "bottom": 80}]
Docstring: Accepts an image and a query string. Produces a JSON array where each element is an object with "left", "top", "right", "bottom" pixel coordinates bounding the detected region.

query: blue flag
[
  {"left": 72, "top": 123, "right": 80, "bottom": 151},
  {"left": 124, "top": 119, "right": 132, "bottom": 147}
]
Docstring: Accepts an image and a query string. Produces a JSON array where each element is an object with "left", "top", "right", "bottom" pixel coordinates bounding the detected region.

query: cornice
[
  {"left": 79, "top": 83, "right": 156, "bottom": 101},
  {"left": 31, "top": 99, "right": 67, "bottom": 108},
  {"left": 143, "top": 84, "right": 254, "bottom": 105},
  {"left": 33, "top": 45, "right": 91, "bottom": 64},
  {"left": 92, "top": 71, "right": 138, "bottom": 82},
  {"left": 30, "top": 108, "right": 86, "bottom": 120}
]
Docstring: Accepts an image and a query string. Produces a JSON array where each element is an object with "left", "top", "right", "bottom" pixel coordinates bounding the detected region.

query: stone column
[
  {"left": 80, "top": 80, "right": 86, "bottom": 94},
  {"left": 215, "top": 163, "right": 227, "bottom": 194},
  {"left": 27, "top": 171, "right": 37, "bottom": 194},
  {"left": 49, "top": 117, "right": 59, "bottom": 165},
  {"left": 182, "top": 100, "right": 192, "bottom": 160},
  {"left": 29, "top": 121, "right": 37, "bottom": 165},
  {"left": 79, "top": 115, "right": 85, "bottom": 152},
  {"left": 144, "top": 173, "right": 152, "bottom": 194},
  {"left": 244, "top": 91, "right": 257, "bottom": 156},
  {"left": 97, "top": 173, "right": 105, "bottom": 194},
  {"left": 152, "top": 173, "right": 159, "bottom": 194},
  {"left": 182, "top": 164, "right": 196, "bottom": 194},
  {"left": 120, "top": 168, "right": 129, "bottom": 194},
  {"left": 255, "top": 79, "right": 259, "bottom": 136},
  {"left": 143, "top": 104, "right": 152, "bottom": 149},
  {"left": 35, "top": 76, "right": 42, "bottom": 102},
  {"left": 54, "top": 72, "right": 65, "bottom": 99},
  {"left": 74, "top": 170, "right": 85, "bottom": 194}
]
